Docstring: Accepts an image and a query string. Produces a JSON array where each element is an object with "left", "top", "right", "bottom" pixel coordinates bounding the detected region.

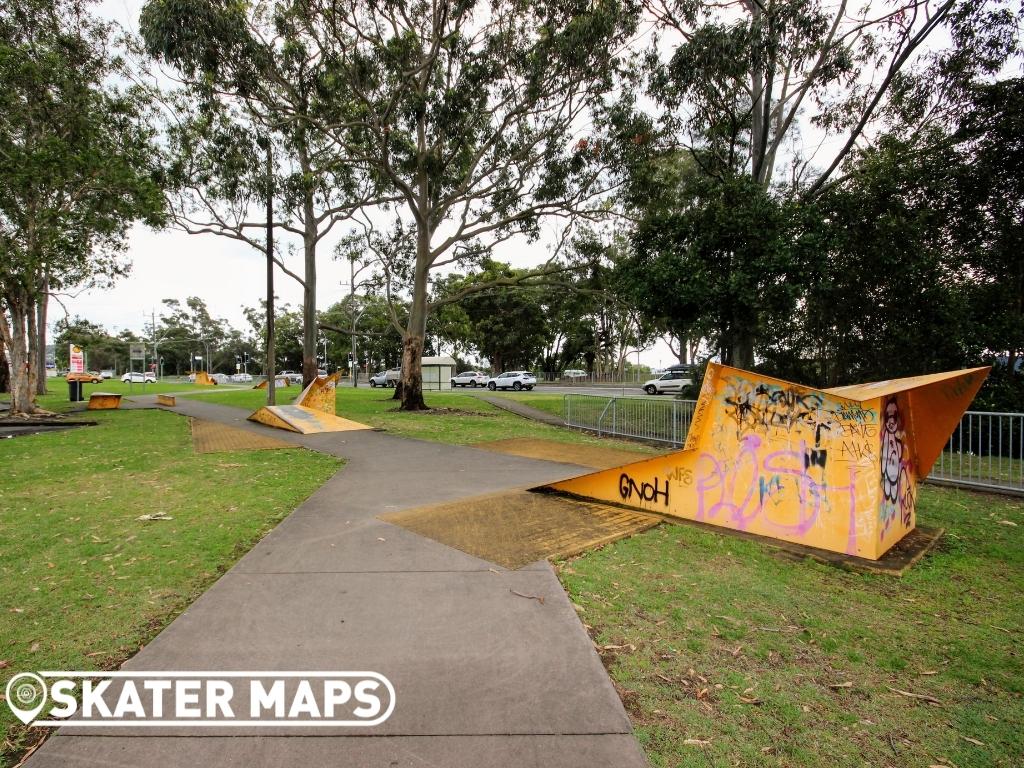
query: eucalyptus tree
[
  {"left": 294, "top": 0, "right": 641, "bottom": 409},
  {"left": 140, "top": 0, "right": 390, "bottom": 386},
  {"left": 622, "top": 0, "right": 1019, "bottom": 368},
  {"left": 0, "top": 0, "right": 164, "bottom": 414}
]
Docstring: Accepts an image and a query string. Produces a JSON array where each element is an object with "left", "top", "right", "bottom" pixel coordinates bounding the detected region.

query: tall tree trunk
[
  {"left": 35, "top": 286, "right": 48, "bottom": 395},
  {"left": 400, "top": 227, "right": 431, "bottom": 411},
  {"left": 26, "top": 299, "right": 39, "bottom": 400},
  {"left": 0, "top": 297, "right": 38, "bottom": 415}
]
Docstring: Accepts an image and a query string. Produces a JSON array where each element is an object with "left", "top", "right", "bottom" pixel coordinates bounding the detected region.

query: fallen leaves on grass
[{"left": 887, "top": 686, "right": 941, "bottom": 705}]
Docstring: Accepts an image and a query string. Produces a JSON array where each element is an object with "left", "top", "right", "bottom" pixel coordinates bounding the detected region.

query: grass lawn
[
  {"left": 2, "top": 379, "right": 210, "bottom": 415},
  {"left": 558, "top": 486, "right": 1024, "bottom": 767},
  {"left": 488, "top": 392, "right": 567, "bottom": 419},
  {"left": 185, "top": 386, "right": 661, "bottom": 454},
  {"left": 0, "top": 408, "right": 340, "bottom": 764}
]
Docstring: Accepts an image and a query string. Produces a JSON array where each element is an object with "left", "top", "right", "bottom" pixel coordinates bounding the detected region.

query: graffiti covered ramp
[
  {"left": 248, "top": 373, "right": 370, "bottom": 435},
  {"left": 536, "top": 363, "right": 988, "bottom": 561},
  {"left": 380, "top": 490, "right": 660, "bottom": 570}
]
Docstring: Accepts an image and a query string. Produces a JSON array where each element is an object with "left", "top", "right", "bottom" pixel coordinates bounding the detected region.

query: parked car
[
  {"left": 368, "top": 370, "right": 388, "bottom": 388},
  {"left": 563, "top": 369, "right": 587, "bottom": 379},
  {"left": 450, "top": 370, "right": 488, "bottom": 388},
  {"left": 278, "top": 370, "right": 304, "bottom": 385},
  {"left": 486, "top": 371, "right": 537, "bottom": 391},
  {"left": 100, "top": 369, "right": 114, "bottom": 379},
  {"left": 643, "top": 370, "right": 692, "bottom": 395},
  {"left": 122, "top": 372, "right": 157, "bottom": 383},
  {"left": 385, "top": 368, "right": 401, "bottom": 386},
  {"left": 231, "top": 372, "right": 253, "bottom": 383},
  {"left": 67, "top": 371, "right": 103, "bottom": 384}
]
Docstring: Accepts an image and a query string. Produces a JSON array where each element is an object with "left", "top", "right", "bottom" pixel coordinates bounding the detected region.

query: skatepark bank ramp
[{"left": 535, "top": 363, "right": 988, "bottom": 560}]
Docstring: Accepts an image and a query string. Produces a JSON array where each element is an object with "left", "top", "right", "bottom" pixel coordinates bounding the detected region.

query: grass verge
[
  {"left": 0, "top": 408, "right": 339, "bottom": 764},
  {"left": 185, "top": 386, "right": 660, "bottom": 454},
  {"left": 557, "top": 486, "right": 1024, "bottom": 767}
]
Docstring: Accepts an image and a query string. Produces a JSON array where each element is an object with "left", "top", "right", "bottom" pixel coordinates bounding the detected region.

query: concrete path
[
  {"left": 469, "top": 392, "right": 566, "bottom": 427},
  {"left": 27, "top": 397, "right": 648, "bottom": 767}
]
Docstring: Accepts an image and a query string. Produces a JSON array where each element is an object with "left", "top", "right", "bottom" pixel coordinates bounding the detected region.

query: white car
[
  {"left": 210, "top": 373, "right": 231, "bottom": 384},
  {"left": 563, "top": 369, "right": 587, "bottom": 379},
  {"left": 450, "top": 371, "right": 487, "bottom": 387},
  {"left": 231, "top": 372, "right": 253, "bottom": 383},
  {"left": 122, "top": 372, "right": 157, "bottom": 383},
  {"left": 486, "top": 371, "right": 537, "bottom": 391},
  {"left": 643, "top": 370, "right": 692, "bottom": 395}
]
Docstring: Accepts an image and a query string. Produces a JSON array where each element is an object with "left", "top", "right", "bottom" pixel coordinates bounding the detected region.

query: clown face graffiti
[{"left": 879, "top": 396, "right": 912, "bottom": 534}]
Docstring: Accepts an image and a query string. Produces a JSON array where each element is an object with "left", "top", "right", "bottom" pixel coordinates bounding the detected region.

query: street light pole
[{"left": 264, "top": 139, "right": 276, "bottom": 406}]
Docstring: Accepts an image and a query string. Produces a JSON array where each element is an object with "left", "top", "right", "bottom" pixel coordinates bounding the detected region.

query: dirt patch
[
  {"left": 380, "top": 489, "right": 660, "bottom": 569},
  {"left": 472, "top": 437, "right": 656, "bottom": 468},
  {"left": 191, "top": 418, "right": 297, "bottom": 453}
]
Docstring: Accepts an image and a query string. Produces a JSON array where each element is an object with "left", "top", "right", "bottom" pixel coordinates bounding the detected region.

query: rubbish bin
[{"left": 68, "top": 379, "right": 83, "bottom": 402}]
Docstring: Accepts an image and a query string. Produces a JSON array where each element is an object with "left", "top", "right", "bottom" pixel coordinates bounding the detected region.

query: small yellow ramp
[
  {"left": 248, "top": 373, "right": 369, "bottom": 435},
  {"left": 254, "top": 376, "right": 292, "bottom": 390},
  {"left": 194, "top": 371, "right": 217, "bottom": 386}
]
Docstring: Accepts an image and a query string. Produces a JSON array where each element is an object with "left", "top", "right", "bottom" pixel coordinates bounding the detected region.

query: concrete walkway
[
  {"left": 469, "top": 392, "right": 566, "bottom": 427},
  {"left": 27, "top": 397, "right": 648, "bottom": 767}
]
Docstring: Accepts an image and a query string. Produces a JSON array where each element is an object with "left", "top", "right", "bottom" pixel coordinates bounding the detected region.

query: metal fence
[
  {"left": 928, "top": 411, "right": 1024, "bottom": 494},
  {"left": 564, "top": 393, "right": 696, "bottom": 446},
  {"left": 562, "top": 394, "right": 1024, "bottom": 495}
]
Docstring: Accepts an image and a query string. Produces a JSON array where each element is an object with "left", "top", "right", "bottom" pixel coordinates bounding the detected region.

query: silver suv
[{"left": 486, "top": 371, "right": 537, "bottom": 391}]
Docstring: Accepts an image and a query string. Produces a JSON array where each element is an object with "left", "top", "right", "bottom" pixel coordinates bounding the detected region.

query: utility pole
[
  {"left": 265, "top": 140, "right": 276, "bottom": 406},
  {"left": 350, "top": 257, "right": 358, "bottom": 387}
]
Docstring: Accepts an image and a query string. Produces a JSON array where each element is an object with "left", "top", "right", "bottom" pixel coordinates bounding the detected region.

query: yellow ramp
[
  {"left": 194, "top": 371, "right": 217, "bottom": 386},
  {"left": 535, "top": 363, "right": 987, "bottom": 560},
  {"left": 248, "top": 373, "right": 369, "bottom": 434}
]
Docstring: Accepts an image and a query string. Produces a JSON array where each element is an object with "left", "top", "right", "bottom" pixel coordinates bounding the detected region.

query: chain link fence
[{"left": 562, "top": 394, "right": 1024, "bottom": 495}]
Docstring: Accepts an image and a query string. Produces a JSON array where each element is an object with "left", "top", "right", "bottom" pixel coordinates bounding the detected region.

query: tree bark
[
  {"left": 0, "top": 333, "right": 9, "bottom": 393},
  {"left": 35, "top": 286, "right": 48, "bottom": 395},
  {"left": 1, "top": 296, "right": 39, "bottom": 415}
]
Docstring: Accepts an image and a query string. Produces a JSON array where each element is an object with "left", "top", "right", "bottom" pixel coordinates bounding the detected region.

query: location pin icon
[{"left": 5, "top": 673, "right": 48, "bottom": 725}]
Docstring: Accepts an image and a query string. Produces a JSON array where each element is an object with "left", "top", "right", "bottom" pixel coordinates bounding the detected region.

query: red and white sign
[{"left": 69, "top": 345, "right": 85, "bottom": 373}]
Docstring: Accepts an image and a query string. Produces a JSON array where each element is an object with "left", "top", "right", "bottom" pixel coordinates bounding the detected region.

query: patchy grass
[
  {"left": 557, "top": 486, "right": 1024, "bottom": 767},
  {"left": 0, "top": 408, "right": 339, "bottom": 764},
  {"left": 185, "top": 386, "right": 660, "bottom": 454}
]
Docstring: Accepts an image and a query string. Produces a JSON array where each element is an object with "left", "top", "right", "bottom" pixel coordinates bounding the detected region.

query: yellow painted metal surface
[
  {"left": 248, "top": 404, "right": 370, "bottom": 434},
  {"left": 254, "top": 376, "right": 292, "bottom": 390},
  {"left": 156, "top": 394, "right": 176, "bottom": 407},
  {"left": 194, "top": 371, "right": 216, "bottom": 386},
  {"left": 86, "top": 392, "right": 122, "bottom": 410},
  {"left": 537, "top": 363, "right": 987, "bottom": 560},
  {"left": 190, "top": 418, "right": 295, "bottom": 453},
  {"left": 295, "top": 373, "right": 339, "bottom": 414}
]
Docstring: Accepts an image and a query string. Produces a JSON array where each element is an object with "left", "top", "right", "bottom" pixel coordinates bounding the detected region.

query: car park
[
  {"left": 486, "top": 371, "right": 537, "bottom": 391},
  {"left": 231, "top": 372, "right": 253, "bottom": 383},
  {"left": 122, "top": 372, "right": 157, "bottom": 383},
  {"left": 450, "top": 370, "right": 487, "bottom": 387},
  {"left": 643, "top": 370, "right": 692, "bottom": 395}
]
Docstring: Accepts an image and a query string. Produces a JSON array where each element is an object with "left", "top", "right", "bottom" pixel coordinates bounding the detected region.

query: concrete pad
[
  {"left": 191, "top": 418, "right": 296, "bottom": 453},
  {"left": 380, "top": 490, "right": 660, "bottom": 569},
  {"left": 29, "top": 734, "right": 648, "bottom": 767},
  {"left": 57, "top": 571, "right": 630, "bottom": 737}
]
